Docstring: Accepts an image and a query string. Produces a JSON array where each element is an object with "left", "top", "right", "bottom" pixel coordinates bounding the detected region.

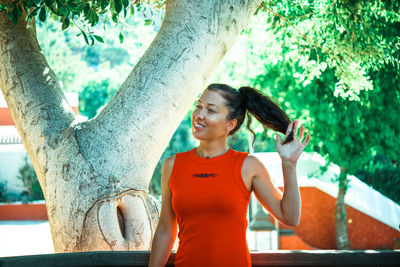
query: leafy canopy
[
  {"left": 260, "top": 0, "right": 400, "bottom": 100},
  {"left": 0, "top": 0, "right": 164, "bottom": 45},
  {"left": 2, "top": 0, "right": 398, "bottom": 99}
]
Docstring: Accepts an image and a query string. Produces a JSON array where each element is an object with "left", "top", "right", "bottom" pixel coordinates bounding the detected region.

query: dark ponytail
[
  {"left": 206, "top": 84, "right": 294, "bottom": 145},
  {"left": 238, "top": 86, "right": 293, "bottom": 144}
]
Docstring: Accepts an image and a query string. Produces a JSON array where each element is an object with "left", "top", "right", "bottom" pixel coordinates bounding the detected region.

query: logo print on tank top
[{"left": 192, "top": 173, "right": 217, "bottom": 178}]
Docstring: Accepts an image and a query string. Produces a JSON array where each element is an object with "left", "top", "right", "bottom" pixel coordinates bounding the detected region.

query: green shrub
[
  {"left": 0, "top": 180, "right": 7, "bottom": 201},
  {"left": 356, "top": 155, "right": 400, "bottom": 204},
  {"left": 17, "top": 155, "right": 44, "bottom": 201}
]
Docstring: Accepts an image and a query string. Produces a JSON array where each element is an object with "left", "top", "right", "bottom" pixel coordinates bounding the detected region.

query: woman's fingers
[
  {"left": 303, "top": 132, "right": 311, "bottom": 146},
  {"left": 298, "top": 124, "right": 305, "bottom": 141},
  {"left": 292, "top": 120, "right": 299, "bottom": 139},
  {"left": 284, "top": 120, "right": 311, "bottom": 146},
  {"left": 276, "top": 133, "right": 282, "bottom": 145},
  {"left": 285, "top": 121, "right": 294, "bottom": 136}
]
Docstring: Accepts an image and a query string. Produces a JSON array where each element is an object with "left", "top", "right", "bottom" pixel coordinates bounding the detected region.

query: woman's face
[{"left": 191, "top": 89, "right": 237, "bottom": 141}]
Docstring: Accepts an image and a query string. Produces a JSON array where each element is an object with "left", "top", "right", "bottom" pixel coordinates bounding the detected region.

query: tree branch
[
  {"left": 260, "top": 2, "right": 325, "bottom": 51},
  {"left": 0, "top": 10, "right": 75, "bottom": 184},
  {"left": 74, "top": 0, "right": 263, "bottom": 187}
]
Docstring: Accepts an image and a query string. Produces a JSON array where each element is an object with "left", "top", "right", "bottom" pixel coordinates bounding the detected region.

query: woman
[{"left": 148, "top": 84, "right": 311, "bottom": 267}]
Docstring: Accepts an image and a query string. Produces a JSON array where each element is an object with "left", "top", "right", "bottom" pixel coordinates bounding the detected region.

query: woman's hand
[{"left": 275, "top": 120, "right": 310, "bottom": 164}]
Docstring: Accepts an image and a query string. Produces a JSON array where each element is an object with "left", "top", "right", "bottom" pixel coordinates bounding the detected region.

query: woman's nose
[{"left": 195, "top": 109, "right": 206, "bottom": 119}]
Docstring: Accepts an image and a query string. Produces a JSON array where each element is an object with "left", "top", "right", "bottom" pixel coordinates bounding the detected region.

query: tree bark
[
  {"left": 335, "top": 166, "right": 351, "bottom": 249},
  {"left": 0, "top": 0, "right": 262, "bottom": 252}
]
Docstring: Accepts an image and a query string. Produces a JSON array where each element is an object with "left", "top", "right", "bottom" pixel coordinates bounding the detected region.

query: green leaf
[
  {"left": 69, "top": 3, "right": 80, "bottom": 15},
  {"left": 86, "top": 9, "right": 99, "bottom": 26},
  {"left": 84, "top": 4, "right": 90, "bottom": 16},
  {"left": 122, "top": 0, "right": 129, "bottom": 17},
  {"left": 82, "top": 31, "right": 89, "bottom": 45},
  {"left": 114, "top": 0, "right": 122, "bottom": 13},
  {"left": 100, "top": 0, "right": 110, "bottom": 10},
  {"left": 39, "top": 7, "right": 46, "bottom": 22},
  {"left": 144, "top": 19, "right": 152, "bottom": 25},
  {"left": 6, "top": 4, "right": 23, "bottom": 27},
  {"left": 62, "top": 17, "right": 70, "bottom": 30},
  {"left": 44, "top": 0, "right": 54, "bottom": 8},
  {"left": 0, "top": 4, "right": 8, "bottom": 12},
  {"left": 94, "top": 35, "right": 104, "bottom": 43},
  {"left": 27, "top": 7, "right": 40, "bottom": 22},
  {"left": 49, "top": 3, "right": 60, "bottom": 16},
  {"left": 58, "top": 4, "right": 69, "bottom": 17},
  {"left": 130, "top": 4, "right": 135, "bottom": 17},
  {"left": 89, "top": 35, "right": 95, "bottom": 46},
  {"left": 7, "top": 9, "right": 18, "bottom": 26},
  {"left": 385, "top": 0, "right": 392, "bottom": 11},
  {"left": 92, "top": 12, "right": 99, "bottom": 26},
  {"left": 111, "top": 12, "right": 118, "bottom": 23},
  {"left": 119, "top": 32, "right": 124, "bottom": 43},
  {"left": 15, "top": 4, "right": 22, "bottom": 17}
]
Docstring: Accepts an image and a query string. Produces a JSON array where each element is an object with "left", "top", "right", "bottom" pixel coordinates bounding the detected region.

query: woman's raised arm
[{"left": 243, "top": 120, "right": 310, "bottom": 226}]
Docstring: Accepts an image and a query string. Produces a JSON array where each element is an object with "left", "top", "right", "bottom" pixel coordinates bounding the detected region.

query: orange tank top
[{"left": 169, "top": 148, "right": 251, "bottom": 267}]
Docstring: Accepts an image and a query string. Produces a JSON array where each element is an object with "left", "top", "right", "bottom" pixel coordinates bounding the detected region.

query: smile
[{"left": 194, "top": 123, "right": 206, "bottom": 129}]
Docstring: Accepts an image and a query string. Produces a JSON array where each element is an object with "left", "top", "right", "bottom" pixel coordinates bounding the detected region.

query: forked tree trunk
[
  {"left": 0, "top": 0, "right": 262, "bottom": 252},
  {"left": 335, "top": 166, "right": 351, "bottom": 249}
]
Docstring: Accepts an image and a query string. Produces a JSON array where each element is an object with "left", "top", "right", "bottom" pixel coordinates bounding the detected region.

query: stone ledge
[{"left": 1, "top": 250, "right": 399, "bottom": 267}]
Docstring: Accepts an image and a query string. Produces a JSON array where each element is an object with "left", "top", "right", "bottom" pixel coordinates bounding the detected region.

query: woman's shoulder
[
  {"left": 229, "top": 149, "right": 262, "bottom": 167},
  {"left": 162, "top": 155, "right": 176, "bottom": 187},
  {"left": 242, "top": 153, "right": 266, "bottom": 172},
  {"left": 164, "top": 154, "right": 176, "bottom": 169}
]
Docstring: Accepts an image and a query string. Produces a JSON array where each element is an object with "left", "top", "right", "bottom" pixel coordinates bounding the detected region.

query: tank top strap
[{"left": 233, "top": 151, "right": 251, "bottom": 198}]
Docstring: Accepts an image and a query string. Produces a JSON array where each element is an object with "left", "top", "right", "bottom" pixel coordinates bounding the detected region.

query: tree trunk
[
  {"left": 335, "top": 166, "right": 351, "bottom": 249},
  {"left": 0, "top": 0, "right": 262, "bottom": 252}
]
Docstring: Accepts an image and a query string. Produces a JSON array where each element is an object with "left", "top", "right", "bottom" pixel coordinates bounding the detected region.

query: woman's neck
[{"left": 196, "top": 140, "right": 229, "bottom": 159}]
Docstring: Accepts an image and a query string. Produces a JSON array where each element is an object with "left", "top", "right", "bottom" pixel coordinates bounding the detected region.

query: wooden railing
[{"left": 1, "top": 250, "right": 400, "bottom": 266}]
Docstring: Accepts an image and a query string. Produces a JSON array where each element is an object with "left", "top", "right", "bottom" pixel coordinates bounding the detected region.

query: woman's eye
[{"left": 194, "top": 104, "right": 215, "bottom": 113}]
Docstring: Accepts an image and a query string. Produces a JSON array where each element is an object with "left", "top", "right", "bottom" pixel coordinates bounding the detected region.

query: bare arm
[
  {"left": 148, "top": 155, "right": 177, "bottom": 267},
  {"left": 245, "top": 156, "right": 300, "bottom": 226},
  {"left": 280, "top": 160, "right": 301, "bottom": 225},
  {"left": 246, "top": 120, "right": 310, "bottom": 226}
]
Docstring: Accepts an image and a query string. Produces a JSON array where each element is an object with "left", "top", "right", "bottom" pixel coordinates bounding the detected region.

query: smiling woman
[{"left": 148, "top": 83, "right": 310, "bottom": 267}]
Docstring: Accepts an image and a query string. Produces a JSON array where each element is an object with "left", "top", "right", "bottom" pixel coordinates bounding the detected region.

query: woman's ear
[{"left": 226, "top": 119, "right": 238, "bottom": 133}]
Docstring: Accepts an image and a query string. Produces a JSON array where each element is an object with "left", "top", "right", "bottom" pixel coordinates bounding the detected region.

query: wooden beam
[{"left": 1, "top": 251, "right": 400, "bottom": 266}]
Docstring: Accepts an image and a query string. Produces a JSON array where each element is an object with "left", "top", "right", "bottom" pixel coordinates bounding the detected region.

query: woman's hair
[{"left": 206, "top": 83, "right": 294, "bottom": 145}]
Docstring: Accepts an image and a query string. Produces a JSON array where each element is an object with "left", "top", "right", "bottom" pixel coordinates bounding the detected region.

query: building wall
[
  {"left": 293, "top": 187, "right": 400, "bottom": 249},
  {"left": 0, "top": 202, "right": 48, "bottom": 220},
  {"left": 279, "top": 235, "right": 315, "bottom": 250}
]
